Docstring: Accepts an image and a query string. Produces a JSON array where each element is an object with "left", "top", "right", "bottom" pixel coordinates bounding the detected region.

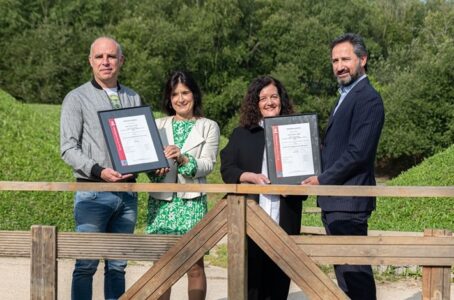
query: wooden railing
[{"left": 0, "top": 181, "right": 453, "bottom": 299}]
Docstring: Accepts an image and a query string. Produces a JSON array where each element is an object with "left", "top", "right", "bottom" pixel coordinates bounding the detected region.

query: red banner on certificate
[
  {"left": 108, "top": 118, "right": 128, "bottom": 166},
  {"left": 272, "top": 125, "right": 283, "bottom": 178}
]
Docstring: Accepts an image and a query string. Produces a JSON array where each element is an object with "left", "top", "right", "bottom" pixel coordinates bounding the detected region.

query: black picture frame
[
  {"left": 264, "top": 114, "right": 322, "bottom": 184},
  {"left": 98, "top": 106, "right": 169, "bottom": 174}
]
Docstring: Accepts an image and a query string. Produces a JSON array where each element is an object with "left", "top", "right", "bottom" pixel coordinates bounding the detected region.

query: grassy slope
[
  {"left": 302, "top": 145, "right": 454, "bottom": 231},
  {"left": 372, "top": 145, "right": 454, "bottom": 231},
  {"left": 1, "top": 89, "right": 453, "bottom": 233},
  {"left": 0, "top": 90, "right": 75, "bottom": 230}
]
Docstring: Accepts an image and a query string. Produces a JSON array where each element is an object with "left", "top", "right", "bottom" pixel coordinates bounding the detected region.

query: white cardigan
[{"left": 149, "top": 116, "right": 220, "bottom": 200}]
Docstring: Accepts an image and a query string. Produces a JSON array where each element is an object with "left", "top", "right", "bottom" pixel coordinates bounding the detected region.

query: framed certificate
[
  {"left": 98, "top": 106, "right": 169, "bottom": 174},
  {"left": 264, "top": 114, "right": 322, "bottom": 184}
]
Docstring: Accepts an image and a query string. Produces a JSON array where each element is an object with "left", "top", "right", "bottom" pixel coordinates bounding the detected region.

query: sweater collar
[{"left": 91, "top": 78, "right": 121, "bottom": 90}]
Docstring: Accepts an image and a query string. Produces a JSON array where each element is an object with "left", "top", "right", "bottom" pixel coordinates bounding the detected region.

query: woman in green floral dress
[{"left": 147, "top": 71, "right": 220, "bottom": 300}]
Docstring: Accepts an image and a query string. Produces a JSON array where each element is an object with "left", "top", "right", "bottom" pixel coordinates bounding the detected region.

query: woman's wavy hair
[
  {"left": 163, "top": 70, "right": 203, "bottom": 117},
  {"left": 240, "top": 75, "right": 294, "bottom": 128}
]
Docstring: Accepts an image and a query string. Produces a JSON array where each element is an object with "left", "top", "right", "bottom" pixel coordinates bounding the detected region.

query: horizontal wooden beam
[
  {"left": 1, "top": 181, "right": 454, "bottom": 197},
  {"left": 237, "top": 184, "right": 454, "bottom": 197},
  {"left": 0, "top": 181, "right": 236, "bottom": 194},
  {"left": 0, "top": 231, "right": 179, "bottom": 261},
  {"left": 57, "top": 233, "right": 180, "bottom": 261},
  {"left": 2, "top": 231, "right": 453, "bottom": 266},
  {"left": 301, "top": 226, "right": 424, "bottom": 236},
  {"left": 0, "top": 231, "right": 30, "bottom": 257},
  {"left": 293, "top": 235, "right": 454, "bottom": 265}
]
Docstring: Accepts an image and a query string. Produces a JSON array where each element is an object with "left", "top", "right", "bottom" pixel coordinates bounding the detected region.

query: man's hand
[
  {"left": 239, "top": 172, "right": 271, "bottom": 185},
  {"left": 100, "top": 168, "right": 133, "bottom": 182},
  {"left": 301, "top": 176, "right": 320, "bottom": 185}
]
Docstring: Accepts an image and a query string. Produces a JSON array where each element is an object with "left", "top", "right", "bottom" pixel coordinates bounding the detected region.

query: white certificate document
[
  {"left": 110, "top": 115, "right": 158, "bottom": 166},
  {"left": 272, "top": 123, "right": 314, "bottom": 177}
]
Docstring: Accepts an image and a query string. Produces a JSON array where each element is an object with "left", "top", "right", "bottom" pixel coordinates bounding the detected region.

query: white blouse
[{"left": 259, "top": 148, "right": 280, "bottom": 224}]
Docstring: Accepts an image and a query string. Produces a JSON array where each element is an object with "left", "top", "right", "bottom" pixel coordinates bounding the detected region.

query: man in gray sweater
[{"left": 60, "top": 36, "right": 141, "bottom": 300}]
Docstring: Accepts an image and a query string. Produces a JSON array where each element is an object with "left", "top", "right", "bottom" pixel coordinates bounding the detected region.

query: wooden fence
[{"left": 0, "top": 181, "right": 454, "bottom": 299}]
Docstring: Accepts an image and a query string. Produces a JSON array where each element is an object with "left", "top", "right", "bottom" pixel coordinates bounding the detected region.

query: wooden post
[
  {"left": 422, "top": 229, "right": 452, "bottom": 300},
  {"left": 227, "top": 195, "right": 247, "bottom": 299},
  {"left": 31, "top": 225, "right": 57, "bottom": 300}
]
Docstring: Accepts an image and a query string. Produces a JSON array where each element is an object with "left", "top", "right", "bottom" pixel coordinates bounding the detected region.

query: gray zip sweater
[{"left": 60, "top": 80, "right": 141, "bottom": 181}]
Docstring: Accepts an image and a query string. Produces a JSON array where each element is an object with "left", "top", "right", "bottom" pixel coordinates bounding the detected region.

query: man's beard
[{"left": 336, "top": 63, "right": 362, "bottom": 86}]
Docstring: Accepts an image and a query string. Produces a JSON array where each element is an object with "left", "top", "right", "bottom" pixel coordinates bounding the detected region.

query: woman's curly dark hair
[
  {"left": 240, "top": 75, "right": 294, "bottom": 128},
  {"left": 163, "top": 70, "right": 203, "bottom": 117}
]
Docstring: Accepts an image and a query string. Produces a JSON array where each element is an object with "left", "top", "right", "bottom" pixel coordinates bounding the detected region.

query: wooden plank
[
  {"left": 293, "top": 235, "right": 454, "bottom": 245},
  {"left": 299, "top": 245, "right": 454, "bottom": 258},
  {"left": 30, "top": 226, "right": 57, "bottom": 300},
  {"left": 247, "top": 200, "right": 347, "bottom": 300},
  {"left": 306, "top": 257, "right": 454, "bottom": 266},
  {"left": 57, "top": 233, "right": 179, "bottom": 261},
  {"left": 0, "top": 231, "right": 30, "bottom": 257},
  {"left": 237, "top": 184, "right": 454, "bottom": 197},
  {"left": 1, "top": 181, "right": 454, "bottom": 197},
  {"left": 292, "top": 235, "right": 454, "bottom": 265},
  {"left": 227, "top": 195, "right": 247, "bottom": 300},
  {"left": 121, "top": 199, "right": 228, "bottom": 299},
  {"left": 4, "top": 230, "right": 454, "bottom": 265},
  {"left": 0, "top": 181, "right": 236, "bottom": 193},
  {"left": 300, "top": 226, "right": 424, "bottom": 236},
  {"left": 422, "top": 229, "right": 452, "bottom": 300}
]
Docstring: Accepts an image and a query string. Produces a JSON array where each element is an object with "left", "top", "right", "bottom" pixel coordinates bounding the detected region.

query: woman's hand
[
  {"left": 239, "top": 172, "right": 271, "bottom": 185},
  {"left": 164, "top": 145, "right": 181, "bottom": 160},
  {"left": 164, "top": 145, "right": 188, "bottom": 165},
  {"left": 155, "top": 168, "right": 170, "bottom": 177}
]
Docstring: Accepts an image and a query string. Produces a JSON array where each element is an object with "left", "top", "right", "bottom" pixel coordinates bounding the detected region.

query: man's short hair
[
  {"left": 330, "top": 33, "right": 368, "bottom": 59},
  {"left": 89, "top": 36, "right": 123, "bottom": 58}
]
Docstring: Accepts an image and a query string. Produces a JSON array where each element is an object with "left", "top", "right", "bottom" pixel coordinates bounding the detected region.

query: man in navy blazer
[{"left": 302, "top": 33, "right": 384, "bottom": 300}]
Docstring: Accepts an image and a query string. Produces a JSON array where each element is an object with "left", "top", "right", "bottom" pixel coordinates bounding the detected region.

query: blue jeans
[{"left": 71, "top": 191, "right": 138, "bottom": 300}]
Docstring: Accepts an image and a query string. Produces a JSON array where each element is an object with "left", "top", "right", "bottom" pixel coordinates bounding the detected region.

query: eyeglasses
[{"left": 259, "top": 94, "right": 280, "bottom": 103}]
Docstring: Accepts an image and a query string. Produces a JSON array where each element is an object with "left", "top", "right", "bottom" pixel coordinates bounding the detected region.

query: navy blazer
[
  {"left": 220, "top": 125, "right": 305, "bottom": 235},
  {"left": 317, "top": 77, "right": 384, "bottom": 212}
]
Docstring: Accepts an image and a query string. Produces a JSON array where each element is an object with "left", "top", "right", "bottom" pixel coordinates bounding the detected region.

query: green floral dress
[{"left": 146, "top": 119, "right": 208, "bottom": 235}]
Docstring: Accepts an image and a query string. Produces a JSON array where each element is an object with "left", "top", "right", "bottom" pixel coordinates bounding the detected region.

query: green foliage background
[{"left": 0, "top": 0, "right": 453, "bottom": 173}]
